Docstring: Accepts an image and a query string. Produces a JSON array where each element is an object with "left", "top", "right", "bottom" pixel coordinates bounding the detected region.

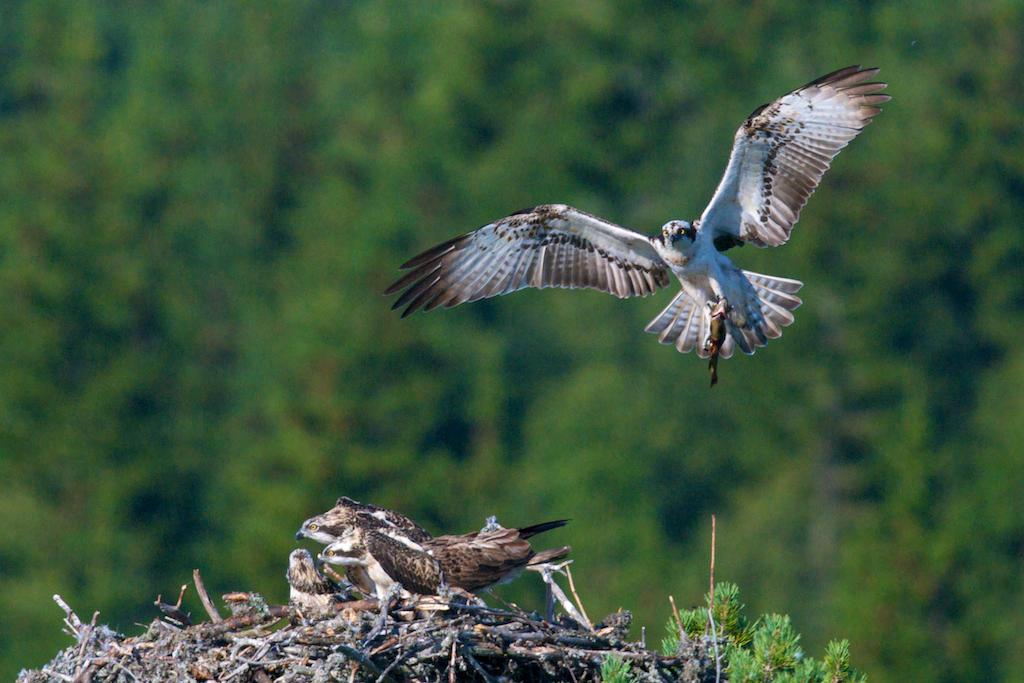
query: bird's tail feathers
[
  {"left": 644, "top": 291, "right": 731, "bottom": 359},
  {"left": 528, "top": 545, "right": 572, "bottom": 565},
  {"left": 517, "top": 519, "right": 569, "bottom": 539},
  {"left": 720, "top": 271, "right": 803, "bottom": 355},
  {"left": 742, "top": 270, "right": 803, "bottom": 339},
  {"left": 645, "top": 291, "right": 697, "bottom": 353}
]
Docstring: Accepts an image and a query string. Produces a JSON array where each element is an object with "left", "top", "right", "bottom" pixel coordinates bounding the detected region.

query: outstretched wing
[
  {"left": 699, "top": 66, "right": 890, "bottom": 248},
  {"left": 386, "top": 204, "right": 671, "bottom": 317}
]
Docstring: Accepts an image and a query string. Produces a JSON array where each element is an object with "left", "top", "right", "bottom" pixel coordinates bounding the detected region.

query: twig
[
  {"left": 461, "top": 645, "right": 498, "bottom": 683},
  {"left": 72, "top": 611, "right": 100, "bottom": 681},
  {"left": 544, "top": 578, "right": 555, "bottom": 622},
  {"left": 529, "top": 561, "right": 591, "bottom": 629},
  {"left": 708, "top": 514, "right": 721, "bottom": 683},
  {"left": 201, "top": 605, "right": 291, "bottom": 636},
  {"left": 193, "top": 569, "right": 223, "bottom": 623},
  {"left": 42, "top": 668, "right": 74, "bottom": 683},
  {"left": 175, "top": 583, "right": 187, "bottom": 608},
  {"left": 334, "top": 643, "right": 394, "bottom": 682},
  {"left": 37, "top": 582, "right": 715, "bottom": 681},
  {"left": 374, "top": 640, "right": 430, "bottom": 682},
  {"left": 53, "top": 594, "right": 83, "bottom": 635},
  {"left": 71, "top": 662, "right": 94, "bottom": 683},
  {"left": 709, "top": 514, "right": 716, "bottom": 619},
  {"left": 109, "top": 658, "right": 138, "bottom": 681},
  {"left": 564, "top": 565, "right": 592, "bottom": 627},
  {"left": 669, "top": 595, "right": 683, "bottom": 645},
  {"left": 369, "top": 637, "right": 400, "bottom": 656},
  {"left": 333, "top": 598, "right": 381, "bottom": 613},
  {"left": 77, "top": 612, "right": 97, "bottom": 658},
  {"left": 223, "top": 660, "right": 252, "bottom": 682},
  {"left": 708, "top": 609, "right": 721, "bottom": 683}
]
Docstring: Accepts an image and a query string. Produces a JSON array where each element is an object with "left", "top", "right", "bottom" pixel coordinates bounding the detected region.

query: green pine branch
[{"left": 662, "top": 582, "right": 866, "bottom": 682}]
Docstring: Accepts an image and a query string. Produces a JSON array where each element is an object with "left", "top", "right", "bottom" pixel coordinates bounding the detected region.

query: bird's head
[
  {"left": 319, "top": 529, "right": 364, "bottom": 565},
  {"left": 660, "top": 220, "right": 696, "bottom": 245},
  {"left": 288, "top": 548, "right": 315, "bottom": 573},
  {"left": 287, "top": 548, "right": 318, "bottom": 586},
  {"left": 289, "top": 548, "right": 314, "bottom": 567},
  {"left": 295, "top": 514, "right": 340, "bottom": 544}
]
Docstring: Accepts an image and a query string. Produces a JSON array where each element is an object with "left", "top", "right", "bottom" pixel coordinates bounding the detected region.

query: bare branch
[
  {"left": 52, "top": 594, "right": 83, "bottom": 636},
  {"left": 193, "top": 569, "right": 223, "bottom": 624},
  {"left": 709, "top": 514, "right": 721, "bottom": 683},
  {"left": 564, "top": 565, "right": 592, "bottom": 627},
  {"left": 669, "top": 595, "right": 683, "bottom": 644}
]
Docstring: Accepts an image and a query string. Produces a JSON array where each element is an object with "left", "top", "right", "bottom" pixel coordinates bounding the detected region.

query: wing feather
[
  {"left": 699, "top": 65, "right": 889, "bottom": 248},
  {"left": 387, "top": 205, "right": 671, "bottom": 316},
  {"left": 365, "top": 531, "right": 442, "bottom": 595}
]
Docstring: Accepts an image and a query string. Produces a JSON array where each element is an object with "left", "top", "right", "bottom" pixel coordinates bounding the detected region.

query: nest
[{"left": 20, "top": 583, "right": 716, "bottom": 682}]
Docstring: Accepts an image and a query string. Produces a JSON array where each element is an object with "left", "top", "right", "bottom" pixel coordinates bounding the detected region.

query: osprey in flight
[{"left": 386, "top": 66, "right": 889, "bottom": 383}]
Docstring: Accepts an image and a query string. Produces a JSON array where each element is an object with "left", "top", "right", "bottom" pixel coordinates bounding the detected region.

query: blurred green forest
[{"left": 1, "top": 1, "right": 1023, "bottom": 680}]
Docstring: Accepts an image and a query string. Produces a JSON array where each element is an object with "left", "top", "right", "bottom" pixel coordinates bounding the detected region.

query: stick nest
[{"left": 19, "top": 591, "right": 716, "bottom": 682}]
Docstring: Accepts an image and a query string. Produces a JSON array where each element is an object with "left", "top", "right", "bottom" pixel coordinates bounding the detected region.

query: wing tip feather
[{"left": 398, "top": 234, "right": 468, "bottom": 270}]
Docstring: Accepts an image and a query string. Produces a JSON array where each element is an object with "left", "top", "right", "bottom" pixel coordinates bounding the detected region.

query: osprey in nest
[
  {"left": 286, "top": 549, "right": 345, "bottom": 618},
  {"left": 296, "top": 496, "right": 432, "bottom": 545},
  {"left": 319, "top": 519, "right": 570, "bottom": 599},
  {"left": 296, "top": 496, "right": 432, "bottom": 596},
  {"left": 297, "top": 498, "right": 570, "bottom": 601},
  {"left": 387, "top": 66, "right": 889, "bottom": 385}
]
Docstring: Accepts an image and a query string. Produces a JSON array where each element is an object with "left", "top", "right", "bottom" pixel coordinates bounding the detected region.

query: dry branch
[
  {"left": 192, "top": 569, "right": 223, "bottom": 624},
  {"left": 23, "top": 572, "right": 715, "bottom": 682}
]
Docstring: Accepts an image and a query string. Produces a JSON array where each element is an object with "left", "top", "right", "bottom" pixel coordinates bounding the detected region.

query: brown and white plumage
[
  {"left": 287, "top": 549, "right": 343, "bottom": 616},
  {"left": 296, "top": 497, "right": 432, "bottom": 597},
  {"left": 699, "top": 65, "right": 890, "bottom": 248},
  {"left": 319, "top": 528, "right": 409, "bottom": 602},
  {"left": 296, "top": 496, "right": 432, "bottom": 545},
  {"left": 386, "top": 205, "right": 671, "bottom": 317},
  {"left": 387, "top": 67, "right": 888, "bottom": 378},
  {"left": 329, "top": 520, "right": 571, "bottom": 597}
]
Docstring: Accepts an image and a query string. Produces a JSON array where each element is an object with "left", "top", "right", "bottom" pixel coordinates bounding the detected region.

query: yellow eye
[
  {"left": 325, "top": 549, "right": 335, "bottom": 557},
  {"left": 309, "top": 523, "right": 319, "bottom": 531}
]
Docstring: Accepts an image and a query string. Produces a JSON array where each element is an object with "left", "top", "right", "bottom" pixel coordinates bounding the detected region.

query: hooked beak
[{"left": 295, "top": 529, "right": 304, "bottom": 541}]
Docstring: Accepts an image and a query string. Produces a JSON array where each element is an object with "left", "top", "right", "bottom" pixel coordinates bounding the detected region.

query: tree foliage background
[{"left": 1, "top": 2, "right": 1022, "bottom": 680}]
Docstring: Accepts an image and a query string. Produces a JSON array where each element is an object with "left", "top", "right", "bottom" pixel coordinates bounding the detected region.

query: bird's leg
[
  {"left": 706, "top": 298, "right": 730, "bottom": 388},
  {"left": 436, "top": 575, "right": 453, "bottom": 602},
  {"left": 364, "top": 584, "right": 400, "bottom": 644}
]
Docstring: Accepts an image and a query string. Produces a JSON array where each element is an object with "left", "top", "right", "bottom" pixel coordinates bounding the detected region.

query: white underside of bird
[
  {"left": 386, "top": 66, "right": 888, "bottom": 375},
  {"left": 646, "top": 223, "right": 803, "bottom": 359}
]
